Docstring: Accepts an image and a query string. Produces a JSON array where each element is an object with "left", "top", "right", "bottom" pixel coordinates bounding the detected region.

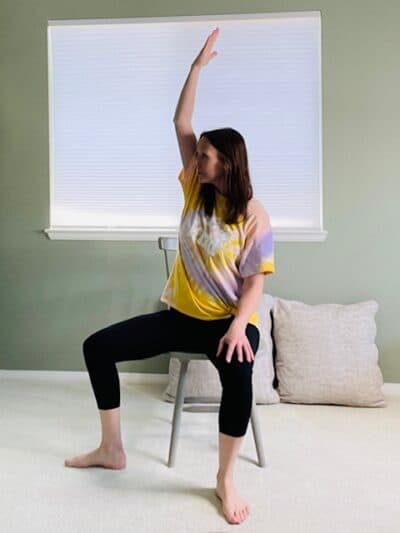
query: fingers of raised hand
[
  {"left": 208, "top": 27, "right": 219, "bottom": 40},
  {"left": 195, "top": 28, "right": 219, "bottom": 67},
  {"left": 205, "top": 28, "right": 219, "bottom": 48}
]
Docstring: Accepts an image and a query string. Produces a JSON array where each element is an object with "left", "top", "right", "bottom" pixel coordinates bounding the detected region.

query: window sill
[{"left": 44, "top": 227, "right": 328, "bottom": 242}]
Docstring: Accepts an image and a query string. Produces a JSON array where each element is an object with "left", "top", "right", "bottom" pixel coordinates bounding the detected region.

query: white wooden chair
[{"left": 158, "top": 236, "right": 266, "bottom": 468}]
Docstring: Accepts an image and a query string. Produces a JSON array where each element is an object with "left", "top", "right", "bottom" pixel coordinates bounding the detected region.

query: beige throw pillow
[
  {"left": 162, "top": 293, "right": 280, "bottom": 404},
  {"left": 272, "top": 297, "right": 386, "bottom": 407}
]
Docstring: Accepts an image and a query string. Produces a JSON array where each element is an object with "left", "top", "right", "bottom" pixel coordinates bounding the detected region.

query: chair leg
[
  {"left": 250, "top": 396, "right": 266, "bottom": 468},
  {"left": 168, "top": 359, "right": 189, "bottom": 468}
]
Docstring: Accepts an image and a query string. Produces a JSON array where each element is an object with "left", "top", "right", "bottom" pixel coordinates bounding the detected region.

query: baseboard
[{"left": 0, "top": 369, "right": 169, "bottom": 384}]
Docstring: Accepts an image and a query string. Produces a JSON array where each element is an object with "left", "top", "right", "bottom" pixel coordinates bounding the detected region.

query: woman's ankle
[
  {"left": 217, "top": 470, "right": 234, "bottom": 484},
  {"left": 100, "top": 441, "right": 125, "bottom": 453}
]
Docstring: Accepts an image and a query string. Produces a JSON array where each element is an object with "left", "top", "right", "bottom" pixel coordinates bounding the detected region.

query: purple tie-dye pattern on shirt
[
  {"left": 178, "top": 210, "right": 242, "bottom": 306},
  {"left": 179, "top": 212, "right": 232, "bottom": 304},
  {"left": 180, "top": 240, "right": 229, "bottom": 303},
  {"left": 239, "top": 229, "right": 274, "bottom": 278}
]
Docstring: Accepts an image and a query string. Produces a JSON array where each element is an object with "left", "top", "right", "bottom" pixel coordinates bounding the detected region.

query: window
[{"left": 45, "top": 11, "right": 326, "bottom": 241}]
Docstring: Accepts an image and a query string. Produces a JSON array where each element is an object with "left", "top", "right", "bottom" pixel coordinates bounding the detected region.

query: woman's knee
[
  {"left": 218, "top": 358, "right": 253, "bottom": 385},
  {"left": 82, "top": 331, "right": 104, "bottom": 362}
]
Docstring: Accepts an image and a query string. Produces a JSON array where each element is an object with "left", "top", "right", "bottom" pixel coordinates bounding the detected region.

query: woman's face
[{"left": 195, "top": 138, "right": 225, "bottom": 193}]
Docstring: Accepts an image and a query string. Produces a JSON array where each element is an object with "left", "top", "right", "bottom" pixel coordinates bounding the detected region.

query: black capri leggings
[{"left": 83, "top": 307, "right": 260, "bottom": 438}]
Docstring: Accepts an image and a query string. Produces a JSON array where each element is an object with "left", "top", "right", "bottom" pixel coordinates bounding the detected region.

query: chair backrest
[{"left": 158, "top": 236, "right": 178, "bottom": 278}]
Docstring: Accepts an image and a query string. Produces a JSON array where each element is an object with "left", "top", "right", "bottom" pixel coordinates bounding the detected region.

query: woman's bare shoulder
[{"left": 247, "top": 197, "right": 270, "bottom": 221}]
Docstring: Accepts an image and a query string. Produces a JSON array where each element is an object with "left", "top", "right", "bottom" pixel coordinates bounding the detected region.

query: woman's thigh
[
  {"left": 83, "top": 307, "right": 260, "bottom": 365},
  {"left": 167, "top": 308, "right": 260, "bottom": 367},
  {"left": 83, "top": 309, "right": 181, "bottom": 363}
]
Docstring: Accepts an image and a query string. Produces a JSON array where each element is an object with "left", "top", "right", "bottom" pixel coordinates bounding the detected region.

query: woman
[{"left": 65, "top": 27, "right": 275, "bottom": 526}]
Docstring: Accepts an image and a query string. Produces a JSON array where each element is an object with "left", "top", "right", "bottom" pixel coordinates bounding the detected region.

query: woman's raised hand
[{"left": 192, "top": 27, "right": 220, "bottom": 69}]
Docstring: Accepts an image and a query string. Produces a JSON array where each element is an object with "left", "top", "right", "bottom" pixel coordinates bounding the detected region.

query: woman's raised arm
[{"left": 173, "top": 28, "right": 220, "bottom": 169}]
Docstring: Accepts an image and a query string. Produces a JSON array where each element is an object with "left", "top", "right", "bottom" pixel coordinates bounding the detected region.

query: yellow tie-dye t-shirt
[{"left": 160, "top": 154, "right": 275, "bottom": 329}]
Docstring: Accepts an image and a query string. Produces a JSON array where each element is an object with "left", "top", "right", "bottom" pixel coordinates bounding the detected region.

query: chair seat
[{"left": 169, "top": 351, "right": 208, "bottom": 361}]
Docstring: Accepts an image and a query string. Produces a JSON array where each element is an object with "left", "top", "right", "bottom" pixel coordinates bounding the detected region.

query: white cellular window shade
[{"left": 45, "top": 11, "right": 326, "bottom": 241}]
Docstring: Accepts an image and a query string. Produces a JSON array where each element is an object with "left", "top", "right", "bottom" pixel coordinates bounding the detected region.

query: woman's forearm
[
  {"left": 173, "top": 64, "right": 202, "bottom": 126},
  {"left": 232, "top": 274, "right": 265, "bottom": 329}
]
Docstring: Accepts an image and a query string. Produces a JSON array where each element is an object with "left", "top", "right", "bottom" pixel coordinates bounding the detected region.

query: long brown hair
[{"left": 198, "top": 128, "right": 253, "bottom": 224}]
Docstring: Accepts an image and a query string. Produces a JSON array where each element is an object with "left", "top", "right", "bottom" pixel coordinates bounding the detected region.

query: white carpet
[{"left": 0, "top": 370, "right": 399, "bottom": 533}]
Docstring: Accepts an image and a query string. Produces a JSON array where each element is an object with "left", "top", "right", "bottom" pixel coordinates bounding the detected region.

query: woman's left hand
[{"left": 216, "top": 319, "right": 254, "bottom": 363}]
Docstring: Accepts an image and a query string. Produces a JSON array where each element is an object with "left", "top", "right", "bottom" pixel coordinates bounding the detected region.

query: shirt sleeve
[{"left": 238, "top": 205, "right": 275, "bottom": 278}]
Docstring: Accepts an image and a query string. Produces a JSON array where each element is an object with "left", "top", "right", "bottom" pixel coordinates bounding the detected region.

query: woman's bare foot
[
  {"left": 64, "top": 445, "right": 126, "bottom": 469},
  {"left": 215, "top": 476, "right": 251, "bottom": 525}
]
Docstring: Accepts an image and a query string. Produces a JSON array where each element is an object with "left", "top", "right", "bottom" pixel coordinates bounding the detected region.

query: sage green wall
[{"left": 1, "top": 1, "right": 399, "bottom": 381}]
